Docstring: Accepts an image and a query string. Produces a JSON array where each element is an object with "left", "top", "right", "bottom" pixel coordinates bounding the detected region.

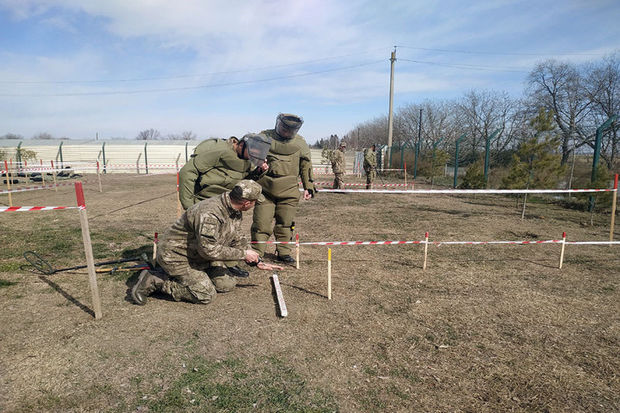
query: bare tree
[
  {"left": 527, "top": 60, "right": 592, "bottom": 164},
  {"left": 1, "top": 133, "right": 23, "bottom": 140},
  {"left": 136, "top": 129, "right": 161, "bottom": 140},
  {"left": 32, "top": 132, "right": 54, "bottom": 140}
]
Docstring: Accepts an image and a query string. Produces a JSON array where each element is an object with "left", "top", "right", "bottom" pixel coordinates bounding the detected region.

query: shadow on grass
[{"left": 37, "top": 275, "right": 94, "bottom": 317}]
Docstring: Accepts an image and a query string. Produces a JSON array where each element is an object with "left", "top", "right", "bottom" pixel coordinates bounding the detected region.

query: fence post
[
  {"left": 144, "top": 142, "right": 149, "bottom": 175},
  {"left": 610, "top": 174, "right": 618, "bottom": 243}
]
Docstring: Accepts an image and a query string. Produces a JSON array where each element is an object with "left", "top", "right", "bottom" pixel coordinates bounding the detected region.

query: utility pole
[{"left": 386, "top": 47, "right": 396, "bottom": 168}]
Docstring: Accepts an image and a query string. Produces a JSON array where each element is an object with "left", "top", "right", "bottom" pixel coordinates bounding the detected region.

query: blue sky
[{"left": 0, "top": 0, "right": 619, "bottom": 144}]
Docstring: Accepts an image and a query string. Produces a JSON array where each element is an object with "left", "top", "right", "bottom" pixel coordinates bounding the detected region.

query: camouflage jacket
[
  {"left": 363, "top": 148, "right": 377, "bottom": 170},
  {"left": 330, "top": 149, "right": 345, "bottom": 174},
  {"left": 158, "top": 192, "right": 247, "bottom": 265}
]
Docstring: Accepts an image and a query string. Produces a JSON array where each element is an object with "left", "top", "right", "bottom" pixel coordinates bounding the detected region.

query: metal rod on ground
[
  {"left": 271, "top": 273, "right": 288, "bottom": 317},
  {"left": 4, "top": 160, "right": 12, "bottom": 207},
  {"left": 96, "top": 161, "right": 102, "bottom": 192},
  {"left": 610, "top": 174, "right": 618, "bottom": 243},
  {"left": 74, "top": 181, "right": 103, "bottom": 320},
  {"left": 295, "top": 233, "right": 300, "bottom": 270},
  {"left": 423, "top": 232, "right": 429, "bottom": 270},
  {"left": 327, "top": 248, "right": 332, "bottom": 300},
  {"left": 559, "top": 232, "right": 567, "bottom": 269},
  {"left": 51, "top": 160, "right": 57, "bottom": 191}
]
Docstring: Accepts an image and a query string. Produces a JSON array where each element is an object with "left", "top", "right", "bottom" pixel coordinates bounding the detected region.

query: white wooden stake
[
  {"left": 153, "top": 232, "right": 158, "bottom": 264},
  {"left": 559, "top": 232, "right": 566, "bottom": 269},
  {"left": 4, "top": 160, "right": 12, "bottom": 207},
  {"left": 327, "top": 248, "right": 332, "bottom": 300},
  {"left": 271, "top": 273, "right": 287, "bottom": 317},
  {"left": 96, "top": 161, "right": 103, "bottom": 192},
  {"left": 423, "top": 232, "right": 429, "bottom": 270},
  {"left": 51, "top": 160, "right": 58, "bottom": 192},
  {"left": 40, "top": 160, "right": 45, "bottom": 185},
  {"left": 295, "top": 233, "right": 300, "bottom": 270}
]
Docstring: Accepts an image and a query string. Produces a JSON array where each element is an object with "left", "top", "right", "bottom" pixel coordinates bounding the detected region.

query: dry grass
[{"left": 0, "top": 173, "right": 618, "bottom": 412}]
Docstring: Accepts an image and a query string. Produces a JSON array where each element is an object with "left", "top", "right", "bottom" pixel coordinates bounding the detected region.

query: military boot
[
  {"left": 131, "top": 269, "right": 166, "bottom": 305},
  {"left": 276, "top": 254, "right": 296, "bottom": 265},
  {"left": 228, "top": 265, "right": 249, "bottom": 278}
]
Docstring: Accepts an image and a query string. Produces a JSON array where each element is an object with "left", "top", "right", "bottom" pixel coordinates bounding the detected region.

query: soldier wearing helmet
[
  {"left": 330, "top": 141, "right": 347, "bottom": 189},
  {"left": 251, "top": 113, "right": 316, "bottom": 265}
]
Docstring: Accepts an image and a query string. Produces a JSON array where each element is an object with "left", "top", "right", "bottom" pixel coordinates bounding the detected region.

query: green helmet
[{"left": 275, "top": 113, "right": 303, "bottom": 139}]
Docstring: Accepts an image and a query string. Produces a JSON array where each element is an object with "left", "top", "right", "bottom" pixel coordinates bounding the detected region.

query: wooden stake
[
  {"left": 40, "top": 160, "right": 45, "bottom": 185},
  {"left": 404, "top": 161, "right": 407, "bottom": 188},
  {"left": 559, "top": 232, "right": 567, "bottom": 269},
  {"left": 610, "top": 174, "right": 618, "bottom": 243},
  {"left": 96, "top": 161, "right": 103, "bottom": 193},
  {"left": 295, "top": 233, "right": 300, "bottom": 270},
  {"left": 153, "top": 232, "right": 158, "bottom": 264},
  {"left": 271, "top": 273, "right": 288, "bottom": 317},
  {"left": 136, "top": 153, "right": 142, "bottom": 174},
  {"left": 24, "top": 160, "right": 29, "bottom": 181},
  {"left": 327, "top": 248, "right": 332, "bottom": 300},
  {"left": 74, "top": 182, "right": 103, "bottom": 319},
  {"left": 423, "top": 231, "right": 429, "bottom": 270},
  {"left": 521, "top": 193, "right": 528, "bottom": 220},
  {"left": 4, "top": 160, "right": 12, "bottom": 207},
  {"left": 51, "top": 160, "right": 58, "bottom": 192}
]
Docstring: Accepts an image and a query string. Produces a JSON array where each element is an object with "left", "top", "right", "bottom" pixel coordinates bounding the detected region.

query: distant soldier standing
[
  {"left": 363, "top": 144, "right": 377, "bottom": 189},
  {"left": 251, "top": 113, "right": 316, "bottom": 265},
  {"left": 330, "top": 142, "right": 346, "bottom": 189}
]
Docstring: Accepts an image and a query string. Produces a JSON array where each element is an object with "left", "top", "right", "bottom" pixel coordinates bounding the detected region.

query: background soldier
[
  {"left": 330, "top": 142, "right": 346, "bottom": 189},
  {"left": 251, "top": 113, "right": 316, "bottom": 265},
  {"left": 363, "top": 144, "right": 377, "bottom": 189},
  {"left": 131, "top": 180, "right": 281, "bottom": 306}
]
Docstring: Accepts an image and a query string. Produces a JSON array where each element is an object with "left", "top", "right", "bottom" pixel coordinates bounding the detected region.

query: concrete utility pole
[{"left": 386, "top": 48, "right": 396, "bottom": 168}]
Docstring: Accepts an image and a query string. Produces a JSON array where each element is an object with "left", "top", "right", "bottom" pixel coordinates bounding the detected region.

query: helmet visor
[{"left": 243, "top": 133, "right": 272, "bottom": 166}]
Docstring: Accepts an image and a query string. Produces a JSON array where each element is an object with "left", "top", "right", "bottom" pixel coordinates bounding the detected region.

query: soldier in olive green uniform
[
  {"left": 330, "top": 142, "right": 346, "bottom": 189},
  {"left": 131, "top": 180, "right": 264, "bottom": 305},
  {"left": 251, "top": 114, "right": 316, "bottom": 264},
  {"left": 178, "top": 137, "right": 265, "bottom": 210},
  {"left": 363, "top": 144, "right": 377, "bottom": 189}
]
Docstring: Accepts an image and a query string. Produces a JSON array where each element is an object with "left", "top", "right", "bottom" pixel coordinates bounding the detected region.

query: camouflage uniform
[
  {"left": 251, "top": 125, "right": 315, "bottom": 258},
  {"left": 363, "top": 147, "right": 377, "bottom": 189},
  {"left": 179, "top": 138, "right": 259, "bottom": 210},
  {"left": 156, "top": 191, "right": 249, "bottom": 304},
  {"left": 330, "top": 147, "right": 346, "bottom": 189}
]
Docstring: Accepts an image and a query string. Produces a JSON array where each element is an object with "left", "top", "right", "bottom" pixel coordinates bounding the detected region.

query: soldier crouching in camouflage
[{"left": 131, "top": 180, "right": 282, "bottom": 306}]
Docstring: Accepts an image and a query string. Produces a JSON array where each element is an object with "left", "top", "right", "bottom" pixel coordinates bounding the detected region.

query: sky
[{"left": 0, "top": 0, "right": 619, "bottom": 144}]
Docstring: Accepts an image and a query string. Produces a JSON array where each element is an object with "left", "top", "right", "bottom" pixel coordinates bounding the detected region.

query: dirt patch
[{"left": 1, "top": 173, "right": 618, "bottom": 412}]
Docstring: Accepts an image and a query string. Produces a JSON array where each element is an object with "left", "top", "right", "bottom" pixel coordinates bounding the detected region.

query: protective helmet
[
  {"left": 275, "top": 113, "right": 303, "bottom": 139},
  {"left": 241, "top": 133, "right": 272, "bottom": 166}
]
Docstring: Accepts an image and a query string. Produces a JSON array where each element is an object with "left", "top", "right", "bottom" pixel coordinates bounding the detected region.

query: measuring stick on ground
[
  {"left": 74, "top": 182, "right": 103, "bottom": 320},
  {"left": 610, "top": 174, "right": 618, "bottom": 243},
  {"left": 271, "top": 273, "right": 288, "bottom": 317},
  {"left": 295, "top": 233, "right": 300, "bottom": 269},
  {"left": 4, "top": 160, "right": 12, "bottom": 207},
  {"left": 423, "top": 232, "right": 429, "bottom": 270},
  {"left": 327, "top": 248, "right": 332, "bottom": 300},
  {"left": 559, "top": 232, "right": 567, "bottom": 269}
]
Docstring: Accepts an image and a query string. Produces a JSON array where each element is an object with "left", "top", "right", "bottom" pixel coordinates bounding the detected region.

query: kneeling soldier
[{"left": 132, "top": 180, "right": 281, "bottom": 305}]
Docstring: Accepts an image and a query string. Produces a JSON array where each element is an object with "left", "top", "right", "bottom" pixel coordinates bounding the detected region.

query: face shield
[
  {"left": 275, "top": 113, "right": 303, "bottom": 139},
  {"left": 242, "top": 133, "right": 272, "bottom": 166}
]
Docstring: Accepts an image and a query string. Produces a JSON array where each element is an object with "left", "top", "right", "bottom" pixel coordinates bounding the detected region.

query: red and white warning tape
[
  {"left": 315, "top": 188, "right": 617, "bottom": 194},
  {"left": 0, "top": 206, "right": 83, "bottom": 212},
  {"left": 251, "top": 239, "right": 620, "bottom": 246},
  {"left": 0, "top": 182, "right": 74, "bottom": 194},
  {"left": 311, "top": 182, "right": 412, "bottom": 188}
]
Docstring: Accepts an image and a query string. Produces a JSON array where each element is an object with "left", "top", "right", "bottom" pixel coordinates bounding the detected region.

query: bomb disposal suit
[
  {"left": 251, "top": 114, "right": 315, "bottom": 260},
  {"left": 179, "top": 136, "right": 268, "bottom": 210}
]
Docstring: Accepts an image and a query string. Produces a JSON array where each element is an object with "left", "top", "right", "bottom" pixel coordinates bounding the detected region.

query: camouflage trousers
[
  {"left": 157, "top": 259, "right": 237, "bottom": 305},
  {"left": 333, "top": 173, "right": 344, "bottom": 189},
  {"left": 365, "top": 168, "right": 376, "bottom": 189}
]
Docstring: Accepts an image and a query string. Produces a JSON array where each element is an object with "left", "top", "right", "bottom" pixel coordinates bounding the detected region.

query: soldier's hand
[
  {"left": 244, "top": 249, "right": 260, "bottom": 264},
  {"left": 303, "top": 189, "right": 312, "bottom": 200},
  {"left": 257, "top": 261, "right": 284, "bottom": 271},
  {"left": 259, "top": 160, "right": 269, "bottom": 172}
]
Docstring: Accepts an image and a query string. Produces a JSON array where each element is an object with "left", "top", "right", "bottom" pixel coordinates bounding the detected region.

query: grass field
[{"left": 0, "top": 173, "right": 618, "bottom": 412}]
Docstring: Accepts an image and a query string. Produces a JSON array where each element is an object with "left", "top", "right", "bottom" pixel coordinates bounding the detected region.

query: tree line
[{"left": 326, "top": 54, "right": 619, "bottom": 172}]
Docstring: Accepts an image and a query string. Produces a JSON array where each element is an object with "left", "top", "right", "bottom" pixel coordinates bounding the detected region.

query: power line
[
  {"left": 395, "top": 45, "right": 609, "bottom": 57},
  {"left": 0, "top": 60, "right": 384, "bottom": 97},
  {"left": 0, "top": 49, "right": 386, "bottom": 85},
  {"left": 399, "top": 58, "right": 529, "bottom": 73}
]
